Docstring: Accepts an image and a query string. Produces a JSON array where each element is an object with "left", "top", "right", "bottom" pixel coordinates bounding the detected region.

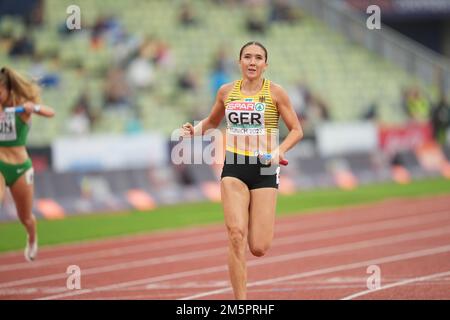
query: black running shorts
[{"left": 221, "top": 151, "right": 280, "bottom": 190}]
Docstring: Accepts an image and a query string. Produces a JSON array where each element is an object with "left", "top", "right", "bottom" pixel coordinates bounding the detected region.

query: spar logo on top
[{"left": 227, "top": 98, "right": 265, "bottom": 112}]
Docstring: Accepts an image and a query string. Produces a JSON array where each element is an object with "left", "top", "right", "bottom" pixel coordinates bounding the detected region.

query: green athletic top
[{"left": 0, "top": 111, "right": 29, "bottom": 147}]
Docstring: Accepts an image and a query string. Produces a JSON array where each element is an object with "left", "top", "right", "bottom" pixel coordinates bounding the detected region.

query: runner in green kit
[{"left": 0, "top": 67, "right": 55, "bottom": 261}]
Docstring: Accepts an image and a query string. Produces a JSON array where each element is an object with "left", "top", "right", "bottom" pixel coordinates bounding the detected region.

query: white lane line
[
  {"left": 341, "top": 270, "right": 450, "bottom": 300},
  {"left": 0, "top": 232, "right": 226, "bottom": 272},
  {"left": 37, "top": 226, "right": 450, "bottom": 300},
  {"left": 2, "top": 210, "right": 448, "bottom": 288},
  {"left": 0, "top": 210, "right": 360, "bottom": 270},
  {"left": 179, "top": 244, "right": 450, "bottom": 300},
  {"left": 275, "top": 212, "right": 450, "bottom": 246},
  {"left": 1, "top": 207, "right": 448, "bottom": 273},
  {"left": 0, "top": 223, "right": 223, "bottom": 257},
  {"left": 0, "top": 247, "right": 225, "bottom": 289},
  {"left": 0, "top": 287, "right": 68, "bottom": 296}
]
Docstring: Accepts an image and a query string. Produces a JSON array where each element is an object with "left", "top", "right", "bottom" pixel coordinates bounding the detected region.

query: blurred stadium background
[{"left": 1, "top": 0, "right": 450, "bottom": 249}]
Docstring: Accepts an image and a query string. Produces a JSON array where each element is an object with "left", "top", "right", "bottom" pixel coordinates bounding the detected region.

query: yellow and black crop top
[{"left": 224, "top": 79, "right": 280, "bottom": 155}]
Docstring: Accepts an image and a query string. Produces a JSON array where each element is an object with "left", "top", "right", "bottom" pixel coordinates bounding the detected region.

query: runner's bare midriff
[
  {"left": 0, "top": 146, "right": 28, "bottom": 164},
  {"left": 226, "top": 131, "right": 279, "bottom": 155}
]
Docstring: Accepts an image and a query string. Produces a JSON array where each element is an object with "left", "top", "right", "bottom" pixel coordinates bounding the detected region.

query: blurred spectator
[
  {"left": 213, "top": 45, "right": 235, "bottom": 73},
  {"left": 290, "top": 81, "right": 329, "bottom": 140},
  {"left": 245, "top": 0, "right": 268, "bottom": 34},
  {"left": 178, "top": 2, "right": 198, "bottom": 27},
  {"left": 104, "top": 67, "right": 131, "bottom": 108},
  {"left": 289, "top": 81, "right": 311, "bottom": 116},
  {"left": 245, "top": 15, "right": 267, "bottom": 34},
  {"left": 361, "top": 102, "right": 378, "bottom": 121},
  {"left": 66, "top": 93, "right": 94, "bottom": 135},
  {"left": 125, "top": 110, "right": 144, "bottom": 134},
  {"left": 246, "top": 16, "right": 267, "bottom": 34},
  {"left": 303, "top": 94, "right": 330, "bottom": 131},
  {"left": 103, "top": 15, "right": 126, "bottom": 46},
  {"left": 269, "top": 0, "right": 302, "bottom": 24},
  {"left": 403, "top": 86, "right": 431, "bottom": 121},
  {"left": 0, "top": 0, "right": 43, "bottom": 27},
  {"left": 29, "top": 0, "right": 44, "bottom": 26},
  {"left": 28, "top": 53, "right": 61, "bottom": 88},
  {"left": 91, "top": 15, "right": 107, "bottom": 49},
  {"left": 430, "top": 93, "right": 450, "bottom": 145},
  {"left": 126, "top": 40, "right": 155, "bottom": 90},
  {"left": 210, "top": 68, "right": 230, "bottom": 97},
  {"left": 290, "top": 81, "right": 329, "bottom": 119},
  {"left": 112, "top": 33, "right": 142, "bottom": 67},
  {"left": 177, "top": 70, "right": 199, "bottom": 92},
  {"left": 209, "top": 46, "right": 233, "bottom": 97},
  {"left": 174, "top": 163, "right": 195, "bottom": 185},
  {"left": 314, "top": 95, "right": 330, "bottom": 120},
  {"left": 400, "top": 86, "right": 409, "bottom": 114},
  {"left": 28, "top": 53, "right": 46, "bottom": 78},
  {"left": 8, "top": 34, "right": 35, "bottom": 57},
  {"left": 90, "top": 14, "right": 124, "bottom": 50},
  {"left": 74, "top": 61, "right": 87, "bottom": 78},
  {"left": 152, "top": 39, "right": 175, "bottom": 70}
]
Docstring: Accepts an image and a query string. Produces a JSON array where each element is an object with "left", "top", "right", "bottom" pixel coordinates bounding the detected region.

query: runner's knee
[
  {"left": 18, "top": 213, "right": 35, "bottom": 226},
  {"left": 228, "top": 227, "right": 246, "bottom": 251},
  {"left": 249, "top": 242, "right": 271, "bottom": 257}
]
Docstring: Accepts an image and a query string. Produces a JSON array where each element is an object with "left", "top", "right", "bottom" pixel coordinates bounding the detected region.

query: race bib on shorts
[
  {"left": 0, "top": 110, "right": 17, "bottom": 141},
  {"left": 25, "top": 168, "right": 34, "bottom": 185},
  {"left": 226, "top": 99, "right": 265, "bottom": 135}
]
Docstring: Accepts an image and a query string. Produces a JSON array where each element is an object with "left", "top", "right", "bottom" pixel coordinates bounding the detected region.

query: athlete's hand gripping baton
[{"left": 259, "top": 153, "right": 289, "bottom": 166}]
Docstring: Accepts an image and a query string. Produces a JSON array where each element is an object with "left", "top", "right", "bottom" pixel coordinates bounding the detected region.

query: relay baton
[
  {"left": 259, "top": 153, "right": 289, "bottom": 166},
  {"left": 4, "top": 106, "right": 25, "bottom": 113}
]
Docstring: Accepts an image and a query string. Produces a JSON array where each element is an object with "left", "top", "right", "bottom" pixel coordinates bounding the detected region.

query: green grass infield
[{"left": 0, "top": 177, "right": 449, "bottom": 253}]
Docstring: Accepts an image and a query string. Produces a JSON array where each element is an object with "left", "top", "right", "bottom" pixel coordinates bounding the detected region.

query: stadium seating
[{"left": 0, "top": 0, "right": 433, "bottom": 145}]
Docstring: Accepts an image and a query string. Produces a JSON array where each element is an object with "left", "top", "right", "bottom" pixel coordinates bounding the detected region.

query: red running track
[{"left": 0, "top": 194, "right": 449, "bottom": 300}]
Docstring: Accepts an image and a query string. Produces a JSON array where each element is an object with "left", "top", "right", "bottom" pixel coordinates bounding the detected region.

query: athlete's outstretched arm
[
  {"left": 272, "top": 83, "right": 303, "bottom": 160},
  {"left": 23, "top": 101, "right": 55, "bottom": 118},
  {"left": 182, "top": 84, "right": 230, "bottom": 137}
]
